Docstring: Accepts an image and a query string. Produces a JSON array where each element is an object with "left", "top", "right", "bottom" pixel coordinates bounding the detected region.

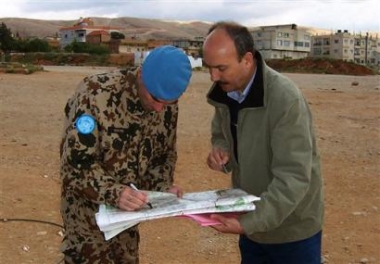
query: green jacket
[{"left": 206, "top": 52, "right": 324, "bottom": 243}]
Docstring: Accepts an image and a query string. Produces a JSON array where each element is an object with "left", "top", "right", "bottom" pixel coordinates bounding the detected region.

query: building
[
  {"left": 311, "top": 30, "right": 380, "bottom": 66},
  {"left": 59, "top": 17, "right": 121, "bottom": 50},
  {"left": 172, "top": 37, "right": 204, "bottom": 58},
  {"left": 250, "top": 24, "right": 312, "bottom": 60}
]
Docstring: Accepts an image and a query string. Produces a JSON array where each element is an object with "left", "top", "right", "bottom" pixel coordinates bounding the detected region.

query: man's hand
[
  {"left": 209, "top": 214, "right": 245, "bottom": 234},
  {"left": 207, "top": 147, "right": 230, "bottom": 172},
  {"left": 118, "top": 186, "right": 149, "bottom": 211}
]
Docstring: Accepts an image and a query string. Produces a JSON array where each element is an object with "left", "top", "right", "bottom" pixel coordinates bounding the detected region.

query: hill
[
  {"left": 0, "top": 17, "right": 211, "bottom": 39},
  {"left": 267, "top": 58, "right": 375, "bottom": 76}
]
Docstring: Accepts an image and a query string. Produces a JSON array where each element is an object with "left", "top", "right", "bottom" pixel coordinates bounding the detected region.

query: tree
[
  {"left": 64, "top": 40, "right": 110, "bottom": 55},
  {"left": 111, "top": 31, "right": 125, "bottom": 40},
  {"left": 22, "top": 38, "right": 51, "bottom": 52},
  {"left": 0, "top": 22, "right": 16, "bottom": 53}
]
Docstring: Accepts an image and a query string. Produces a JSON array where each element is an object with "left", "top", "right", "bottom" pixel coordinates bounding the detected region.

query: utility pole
[{"left": 364, "top": 32, "right": 368, "bottom": 64}]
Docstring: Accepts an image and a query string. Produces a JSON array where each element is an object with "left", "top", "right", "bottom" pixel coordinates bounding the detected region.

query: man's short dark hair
[{"left": 207, "top": 21, "right": 256, "bottom": 60}]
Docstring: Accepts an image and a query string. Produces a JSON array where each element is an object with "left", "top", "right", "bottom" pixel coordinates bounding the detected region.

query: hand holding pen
[
  {"left": 129, "top": 183, "right": 153, "bottom": 209},
  {"left": 117, "top": 183, "right": 152, "bottom": 211}
]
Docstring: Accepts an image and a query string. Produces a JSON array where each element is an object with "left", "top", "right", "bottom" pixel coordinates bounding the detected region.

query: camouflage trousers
[{"left": 62, "top": 227, "right": 140, "bottom": 264}]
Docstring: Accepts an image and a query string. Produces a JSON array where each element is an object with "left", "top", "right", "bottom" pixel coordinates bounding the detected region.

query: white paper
[{"left": 95, "top": 188, "right": 260, "bottom": 240}]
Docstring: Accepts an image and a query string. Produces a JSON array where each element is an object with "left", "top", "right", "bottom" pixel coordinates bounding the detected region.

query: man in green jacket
[{"left": 203, "top": 21, "right": 324, "bottom": 264}]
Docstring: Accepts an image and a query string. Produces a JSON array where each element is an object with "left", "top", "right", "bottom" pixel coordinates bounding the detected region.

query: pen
[
  {"left": 222, "top": 163, "right": 228, "bottom": 173},
  {"left": 129, "top": 183, "right": 153, "bottom": 209}
]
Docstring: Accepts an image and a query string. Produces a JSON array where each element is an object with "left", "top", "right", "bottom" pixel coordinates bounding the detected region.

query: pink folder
[{"left": 178, "top": 212, "right": 242, "bottom": 226}]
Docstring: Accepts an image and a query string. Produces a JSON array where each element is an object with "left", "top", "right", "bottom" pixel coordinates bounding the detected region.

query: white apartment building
[
  {"left": 250, "top": 24, "right": 312, "bottom": 60},
  {"left": 311, "top": 30, "right": 380, "bottom": 66}
]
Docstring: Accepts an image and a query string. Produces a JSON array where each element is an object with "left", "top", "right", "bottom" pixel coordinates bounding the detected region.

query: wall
[{"left": 134, "top": 51, "right": 203, "bottom": 68}]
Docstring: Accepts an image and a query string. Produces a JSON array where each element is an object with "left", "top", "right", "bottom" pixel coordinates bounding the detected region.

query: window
[
  {"left": 277, "top": 40, "right": 283, "bottom": 46},
  {"left": 255, "top": 40, "right": 262, "bottom": 47},
  {"left": 334, "top": 39, "right": 339, "bottom": 44},
  {"left": 294, "top": 41, "right": 303, "bottom": 47},
  {"left": 314, "top": 48, "right": 322, "bottom": 55},
  {"left": 305, "top": 42, "right": 310, "bottom": 47},
  {"left": 278, "top": 32, "right": 282, "bottom": 37},
  {"left": 283, "top": 33, "right": 290, "bottom": 38},
  {"left": 284, "top": 40, "right": 290, "bottom": 47},
  {"left": 304, "top": 35, "right": 310, "bottom": 40}
]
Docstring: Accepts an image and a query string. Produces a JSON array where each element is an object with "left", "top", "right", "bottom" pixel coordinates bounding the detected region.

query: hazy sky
[{"left": 0, "top": 0, "right": 378, "bottom": 32}]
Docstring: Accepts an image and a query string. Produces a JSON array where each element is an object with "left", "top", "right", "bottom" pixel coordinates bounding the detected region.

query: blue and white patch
[{"left": 75, "top": 114, "right": 96, "bottom": 134}]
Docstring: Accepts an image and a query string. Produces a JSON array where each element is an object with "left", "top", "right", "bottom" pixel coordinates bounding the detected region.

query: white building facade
[
  {"left": 250, "top": 24, "right": 312, "bottom": 60},
  {"left": 311, "top": 30, "right": 380, "bottom": 66}
]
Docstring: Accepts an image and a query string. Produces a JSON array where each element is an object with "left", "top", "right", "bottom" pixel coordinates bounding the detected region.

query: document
[{"left": 95, "top": 188, "right": 260, "bottom": 240}]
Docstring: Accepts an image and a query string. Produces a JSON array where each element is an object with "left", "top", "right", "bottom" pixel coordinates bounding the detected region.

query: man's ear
[
  {"left": 137, "top": 67, "right": 144, "bottom": 87},
  {"left": 243, "top": 52, "right": 254, "bottom": 67},
  {"left": 137, "top": 67, "right": 142, "bottom": 78}
]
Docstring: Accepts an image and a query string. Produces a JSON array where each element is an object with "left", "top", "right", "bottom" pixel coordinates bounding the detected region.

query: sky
[{"left": 0, "top": 0, "right": 379, "bottom": 33}]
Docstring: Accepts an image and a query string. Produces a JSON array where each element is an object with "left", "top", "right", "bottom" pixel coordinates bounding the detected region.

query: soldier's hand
[
  {"left": 167, "top": 184, "right": 183, "bottom": 198},
  {"left": 118, "top": 187, "right": 149, "bottom": 211}
]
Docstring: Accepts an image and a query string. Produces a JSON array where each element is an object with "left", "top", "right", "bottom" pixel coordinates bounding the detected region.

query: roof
[
  {"left": 59, "top": 25, "right": 120, "bottom": 31},
  {"left": 87, "top": 30, "right": 110, "bottom": 36}
]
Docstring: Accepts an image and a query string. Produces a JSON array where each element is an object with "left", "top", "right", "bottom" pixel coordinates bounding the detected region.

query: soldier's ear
[{"left": 137, "top": 68, "right": 144, "bottom": 86}]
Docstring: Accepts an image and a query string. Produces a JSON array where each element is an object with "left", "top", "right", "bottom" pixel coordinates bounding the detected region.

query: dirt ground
[{"left": 0, "top": 67, "right": 379, "bottom": 264}]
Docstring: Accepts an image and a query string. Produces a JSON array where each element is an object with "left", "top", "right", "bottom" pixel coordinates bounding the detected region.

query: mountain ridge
[{"left": 0, "top": 17, "right": 212, "bottom": 40}]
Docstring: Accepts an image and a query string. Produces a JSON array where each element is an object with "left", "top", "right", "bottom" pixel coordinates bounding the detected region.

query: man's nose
[{"left": 209, "top": 68, "right": 220, "bottom": 82}]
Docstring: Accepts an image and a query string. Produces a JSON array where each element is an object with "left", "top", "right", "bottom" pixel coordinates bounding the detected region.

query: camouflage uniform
[{"left": 60, "top": 67, "right": 178, "bottom": 263}]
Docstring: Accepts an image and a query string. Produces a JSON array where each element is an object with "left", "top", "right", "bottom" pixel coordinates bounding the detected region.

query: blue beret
[{"left": 142, "top": 45, "right": 192, "bottom": 101}]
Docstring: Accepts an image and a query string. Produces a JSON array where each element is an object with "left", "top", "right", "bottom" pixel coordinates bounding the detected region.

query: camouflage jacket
[{"left": 59, "top": 67, "right": 178, "bottom": 248}]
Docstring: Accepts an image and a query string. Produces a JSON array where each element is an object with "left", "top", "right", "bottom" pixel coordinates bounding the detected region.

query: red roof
[
  {"left": 87, "top": 30, "right": 110, "bottom": 36},
  {"left": 59, "top": 25, "right": 120, "bottom": 31}
]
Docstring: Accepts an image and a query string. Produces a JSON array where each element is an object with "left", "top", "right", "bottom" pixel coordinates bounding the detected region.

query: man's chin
[{"left": 220, "top": 84, "right": 232, "bottom": 92}]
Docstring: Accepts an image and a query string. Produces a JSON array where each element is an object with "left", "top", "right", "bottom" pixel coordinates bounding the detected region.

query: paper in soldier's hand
[{"left": 95, "top": 188, "right": 260, "bottom": 240}]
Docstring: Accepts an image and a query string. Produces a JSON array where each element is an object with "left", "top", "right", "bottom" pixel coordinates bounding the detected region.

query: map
[{"left": 95, "top": 188, "right": 260, "bottom": 240}]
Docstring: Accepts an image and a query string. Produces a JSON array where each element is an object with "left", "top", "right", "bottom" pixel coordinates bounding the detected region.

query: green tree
[
  {"left": 0, "top": 22, "right": 16, "bottom": 53},
  {"left": 110, "top": 31, "right": 125, "bottom": 40},
  {"left": 64, "top": 40, "right": 110, "bottom": 55},
  {"left": 22, "top": 38, "right": 51, "bottom": 52}
]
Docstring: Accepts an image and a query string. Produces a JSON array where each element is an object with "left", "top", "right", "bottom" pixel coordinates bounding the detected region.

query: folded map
[{"left": 95, "top": 188, "right": 260, "bottom": 240}]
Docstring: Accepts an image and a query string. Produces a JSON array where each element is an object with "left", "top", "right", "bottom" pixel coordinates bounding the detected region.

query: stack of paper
[{"left": 95, "top": 188, "right": 260, "bottom": 240}]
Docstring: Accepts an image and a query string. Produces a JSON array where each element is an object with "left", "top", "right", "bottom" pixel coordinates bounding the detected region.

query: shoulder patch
[{"left": 76, "top": 114, "right": 96, "bottom": 134}]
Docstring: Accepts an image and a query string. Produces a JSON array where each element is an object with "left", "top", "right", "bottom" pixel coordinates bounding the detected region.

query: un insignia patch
[{"left": 76, "top": 114, "right": 96, "bottom": 134}]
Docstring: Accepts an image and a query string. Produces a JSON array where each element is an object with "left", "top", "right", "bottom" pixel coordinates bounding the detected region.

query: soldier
[{"left": 59, "top": 45, "right": 192, "bottom": 263}]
